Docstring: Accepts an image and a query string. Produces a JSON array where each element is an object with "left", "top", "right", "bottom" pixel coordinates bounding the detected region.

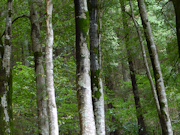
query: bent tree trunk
[
  {"left": 137, "top": 0, "right": 173, "bottom": 134},
  {"left": 74, "top": 0, "right": 96, "bottom": 134},
  {"left": 46, "top": 0, "right": 59, "bottom": 134},
  {"left": 29, "top": 0, "right": 49, "bottom": 134},
  {"left": 88, "top": 0, "right": 105, "bottom": 135},
  {"left": 172, "top": 0, "right": 180, "bottom": 58},
  {"left": 129, "top": 0, "right": 161, "bottom": 119},
  {"left": 120, "top": 1, "right": 147, "bottom": 134},
  {"left": 0, "top": 0, "right": 13, "bottom": 134}
]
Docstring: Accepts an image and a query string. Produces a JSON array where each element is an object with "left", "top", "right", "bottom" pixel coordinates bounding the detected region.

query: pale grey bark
[
  {"left": 0, "top": 0, "right": 13, "bottom": 134},
  {"left": 74, "top": 0, "right": 96, "bottom": 134},
  {"left": 29, "top": 0, "right": 49, "bottom": 134},
  {"left": 46, "top": 0, "right": 59, "bottom": 134},
  {"left": 129, "top": 0, "right": 160, "bottom": 117},
  {"left": 89, "top": 0, "right": 105, "bottom": 134},
  {"left": 23, "top": 39, "right": 30, "bottom": 66},
  {"left": 137, "top": 0, "right": 173, "bottom": 134}
]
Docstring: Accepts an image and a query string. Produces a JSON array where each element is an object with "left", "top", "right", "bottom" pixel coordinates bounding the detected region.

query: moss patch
[
  {"left": 77, "top": 12, "right": 89, "bottom": 37},
  {"left": 34, "top": 52, "right": 43, "bottom": 57},
  {"left": 155, "top": 73, "right": 160, "bottom": 80},
  {"left": 5, "top": 39, "right": 10, "bottom": 46},
  {"left": 94, "top": 90, "right": 101, "bottom": 99},
  {"left": 92, "top": 69, "right": 101, "bottom": 99}
]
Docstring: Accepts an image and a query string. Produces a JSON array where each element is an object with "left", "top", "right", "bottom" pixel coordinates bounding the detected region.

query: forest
[{"left": 0, "top": 0, "right": 180, "bottom": 135}]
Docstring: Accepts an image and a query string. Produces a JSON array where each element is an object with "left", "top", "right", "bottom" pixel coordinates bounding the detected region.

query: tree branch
[
  {"left": 12, "top": 15, "right": 30, "bottom": 24},
  {"left": 1, "top": 15, "right": 30, "bottom": 39},
  {"left": 160, "top": 0, "right": 176, "bottom": 33}
]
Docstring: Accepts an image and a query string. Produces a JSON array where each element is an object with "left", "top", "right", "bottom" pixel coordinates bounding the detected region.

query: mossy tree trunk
[
  {"left": 172, "top": 0, "right": 180, "bottom": 58},
  {"left": 88, "top": 0, "right": 105, "bottom": 134},
  {"left": 45, "top": 0, "right": 59, "bottom": 134},
  {"left": 120, "top": 1, "right": 147, "bottom": 134},
  {"left": 0, "top": 0, "right": 13, "bottom": 134},
  {"left": 29, "top": 0, "right": 49, "bottom": 134},
  {"left": 74, "top": 0, "right": 96, "bottom": 134},
  {"left": 137, "top": 0, "right": 173, "bottom": 134}
]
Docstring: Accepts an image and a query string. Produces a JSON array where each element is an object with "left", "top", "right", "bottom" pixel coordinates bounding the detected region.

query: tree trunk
[
  {"left": 122, "top": 61, "right": 129, "bottom": 82},
  {"left": 129, "top": 0, "right": 161, "bottom": 121},
  {"left": 74, "top": 0, "right": 96, "bottom": 134},
  {"left": 23, "top": 39, "right": 30, "bottom": 66},
  {"left": 29, "top": 0, "right": 49, "bottom": 134},
  {"left": 137, "top": 0, "right": 173, "bottom": 134},
  {"left": 0, "top": 0, "right": 13, "bottom": 134},
  {"left": 46, "top": 0, "right": 59, "bottom": 134},
  {"left": 120, "top": 1, "right": 147, "bottom": 134},
  {"left": 88, "top": 0, "right": 105, "bottom": 134},
  {"left": 172, "top": 0, "right": 180, "bottom": 58}
]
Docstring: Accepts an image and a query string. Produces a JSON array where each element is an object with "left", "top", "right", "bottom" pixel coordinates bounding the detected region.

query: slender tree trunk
[
  {"left": 88, "top": 0, "right": 105, "bottom": 134},
  {"left": 0, "top": 0, "right": 13, "bottom": 134},
  {"left": 74, "top": 0, "right": 96, "bottom": 134},
  {"left": 46, "top": 0, "right": 59, "bottom": 134},
  {"left": 97, "top": 0, "right": 103, "bottom": 69},
  {"left": 129, "top": 0, "right": 161, "bottom": 119},
  {"left": 23, "top": 39, "right": 30, "bottom": 66},
  {"left": 122, "top": 62, "right": 129, "bottom": 82},
  {"left": 29, "top": 0, "right": 49, "bottom": 134},
  {"left": 172, "top": 0, "right": 180, "bottom": 58},
  {"left": 120, "top": 1, "right": 147, "bottom": 134},
  {"left": 127, "top": 58, "right": 147, "bottom": 135},
  {"left": 137, "top": 0, "right": 173, "bottom": 134}
]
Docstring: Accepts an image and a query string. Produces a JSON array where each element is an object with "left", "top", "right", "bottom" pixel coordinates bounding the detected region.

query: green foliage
[
  {"left": 0, "top": 0, "right": 179, "bottom": 134},
  {"left": 166, "top": 86, "right": 180, "bottom": 133},
  {"left": 101, "top": 0, "right": 179, "bottom": 134},
  {"left": 12, "top": 62, "right": 38, "bottom": 134},
  {"left": 105, "top": 87, "right": 139, "bottom": 135},
  {"left": 54, "top": 56, "right": 80, "bottom": 134}
]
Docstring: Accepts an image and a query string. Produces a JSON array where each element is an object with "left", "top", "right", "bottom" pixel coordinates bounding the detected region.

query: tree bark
[
  {"left": 137, "top": 0, "right": 173, "bottom": 134},
  {"left": 29, "top": 0, "right": 49, "bottom": 134},
  {"left": 120, "top": 1, "right": 147, "bottom": 134},
  {"left": 129, "top": 0, "right": 161, "bottom": 121},
  {"left": 122, "top": 61, "right": 129, "bottom": 82},
  {"left": 74, "top": 0, "right": 96, "bottom": 134},
  {"left": 46, "top": 0, "right": 59, "bottom": 134},
  {"left": 88, "top": 0, "right": 105, "bottom": 134},
  {"left": 172, "top": 0, "right": 180, "bottom": 58},
  {"left": 23, "top": 39, "right": 30, "bottom": 66},
  {"left": 0, "top": 0, "right": 13, "bottom": 134}
]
